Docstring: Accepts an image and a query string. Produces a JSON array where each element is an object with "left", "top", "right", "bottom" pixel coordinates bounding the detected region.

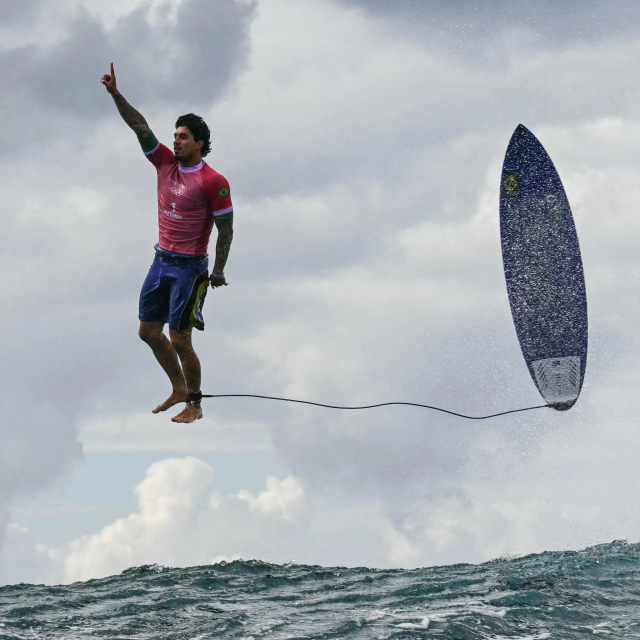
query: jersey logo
[{"left": 218, "top": 187, "right": 229, "bottom": 197}]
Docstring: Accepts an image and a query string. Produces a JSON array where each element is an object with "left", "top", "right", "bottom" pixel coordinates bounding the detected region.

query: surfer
[{"left": 100, "top": 63, "right": 234, "bottom": 423}]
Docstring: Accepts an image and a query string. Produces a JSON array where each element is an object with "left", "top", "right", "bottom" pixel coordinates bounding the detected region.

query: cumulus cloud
[
  {"left": 2, "top": 455, "right": 495, "bottom": 583},
  {"left": 191, "top": 0, "right": 640, "bottom": 560},
  {"left": 56, "top": 457, "right": 216, "bottom": 580},
  {"left": 0, "top": 0, "right": 256, "bottom": 582},
  {"left": 8, "top": 403, "right": 640, "bottom": 586},
  {"left": 3, "top": 0, "right": 640, "bottom": 585},
  {"left": 6, "top": 458, "right": 311, "bottom": 583},
  {"left": 0, "top": 523, "right": 51, "bottom": 586},
  {"left": 237, "top": 475, "right": 304, "bottom": 520}
]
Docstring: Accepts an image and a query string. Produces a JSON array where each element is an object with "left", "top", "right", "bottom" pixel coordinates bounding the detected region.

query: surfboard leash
[{"left": 194, "top": 393, "right": 550, "bottom": 420}]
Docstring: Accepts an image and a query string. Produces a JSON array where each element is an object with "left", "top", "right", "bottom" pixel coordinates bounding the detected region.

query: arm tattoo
[
  {"left": 112, "top": 92, "right": 152, "bottom": 141},
  {"left": 213, "top": 221, "right": 234, "bottom": 273}
]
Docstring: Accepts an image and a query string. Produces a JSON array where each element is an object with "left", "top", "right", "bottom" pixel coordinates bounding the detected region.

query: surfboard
[{"left": 500, "top": 124, "right": 587, "bottom": 411}]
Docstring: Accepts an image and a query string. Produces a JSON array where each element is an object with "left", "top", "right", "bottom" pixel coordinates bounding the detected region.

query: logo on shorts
[
  {"left": 502, "top": 173, "right": 519, "bottom": 196},
  {"left": 218, "top": 187, "right": 229, "bottom": 197}
]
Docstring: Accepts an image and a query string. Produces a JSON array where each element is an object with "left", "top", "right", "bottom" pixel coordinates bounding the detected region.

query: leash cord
[{"left": 200, "top": 394, "right": 549, "bottom": 420}]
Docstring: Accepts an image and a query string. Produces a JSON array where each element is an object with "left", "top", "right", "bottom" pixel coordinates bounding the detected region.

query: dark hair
[{"left": 175, "top": 113, "right": 212, "bottom": 157}]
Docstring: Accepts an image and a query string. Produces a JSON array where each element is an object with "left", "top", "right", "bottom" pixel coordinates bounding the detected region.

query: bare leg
[
  {"left": 139, "top": 321, "right": 188, "bottom": 412},
  {"left": 169, "top": 328, "right": 203, "bottom": 423}
]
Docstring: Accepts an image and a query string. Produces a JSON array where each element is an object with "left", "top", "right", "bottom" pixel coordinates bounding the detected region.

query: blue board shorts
[{"left": 139, "top": 249, "right": 209, "bottom": 331}]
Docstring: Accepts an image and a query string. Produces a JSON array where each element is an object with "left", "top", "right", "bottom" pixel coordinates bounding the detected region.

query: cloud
[
  {"left": 189, "top": 0, "right": 640, "bottom": 559},
  {"left": 9, "top": 395, "right": 640, "bottom": 585},
  {"left": 79, "top": 411, "right": 272, "bottom": 453},
  {"left": 329, "top": 0, "right": 640, "bottom": 51},
  {"left": 237, "top": 475, "right": 304, "bottom": 520},
  {"left": 0, "top": 0, "right": 257, "bottom": 153},
  {"left": 0, "top": 0, "right": 257, "bottom": 582},
  {"left": 0, "top": 523, "right": 51, "bottom": 586},
  {"left": 0, "top": 0, "right": 42, "bottom": 26},
  {"left": 55, "top": 457, "right": 217, "bottom": 581},
  {"left": 12, "top": 458, "right": 311, "bottom": 583},
  {"left": 3, "top": 0, "right": 640, "bottom": 584},
  {"left": 0, "top": 456, "right": 476, "bottom": 583}
]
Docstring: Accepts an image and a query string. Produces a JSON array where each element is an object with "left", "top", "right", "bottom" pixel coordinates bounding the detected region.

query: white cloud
[
  {"left": 5, "top": 458, "right": 312, "bottom": 583},
  {"left": 0, "top": 523, "right": 52, "bottom": 585},
  {"left": 4, "top": 0, "right": 640, "bottom": 586},
  {"left": 237, "top": 475, "right": 304, "bottom": 520},
  {"left": 48, "top": 457, "right": 217, "bottom": 582}
]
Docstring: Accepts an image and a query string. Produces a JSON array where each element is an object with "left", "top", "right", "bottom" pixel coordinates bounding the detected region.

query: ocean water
[{"left": 1, "top": 540, "right": 639, "bottom": 639}]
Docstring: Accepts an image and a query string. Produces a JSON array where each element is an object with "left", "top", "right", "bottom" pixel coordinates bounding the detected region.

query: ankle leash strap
[{"left": 186, "top": 392, "right": 203, "bottom": 406}]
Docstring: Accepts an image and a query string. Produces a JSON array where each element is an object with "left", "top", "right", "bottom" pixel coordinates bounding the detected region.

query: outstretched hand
[{"left": 100, "top": 62, "right": 118, "bottom": 95}]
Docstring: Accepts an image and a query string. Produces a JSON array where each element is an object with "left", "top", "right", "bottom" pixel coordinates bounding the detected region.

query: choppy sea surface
[{"left": 1, "top": 540, "right": 639, "bottom": 639}]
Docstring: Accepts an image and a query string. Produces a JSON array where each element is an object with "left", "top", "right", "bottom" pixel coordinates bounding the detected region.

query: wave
[{"left": 0, "top": 540, "right": 638, "bottom": 639}]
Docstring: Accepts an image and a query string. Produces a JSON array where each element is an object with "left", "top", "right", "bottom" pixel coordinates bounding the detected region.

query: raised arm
[{"left": 100, "top": 63, "right": 153, "bottom": 142}]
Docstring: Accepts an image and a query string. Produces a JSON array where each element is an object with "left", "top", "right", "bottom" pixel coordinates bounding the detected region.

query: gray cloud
[
  {"left": 0, "top": 0, "right": 257, "bottom": 580},
  {"left": 331, "top": 0, "right": 640, "bottom": 51},
  {"left": 0, "top": 0, "right": 43, "bottom": 25},
  {"left": 0, "top": 0, "right": 257, "bottom": 151},
  {"left": 3, "top": 0, "right": 640, "bottom": 580}
]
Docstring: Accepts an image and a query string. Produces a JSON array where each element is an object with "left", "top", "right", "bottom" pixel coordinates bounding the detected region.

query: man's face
[{"left": 173, "top": 126, "right": 203, "bottom": 162}]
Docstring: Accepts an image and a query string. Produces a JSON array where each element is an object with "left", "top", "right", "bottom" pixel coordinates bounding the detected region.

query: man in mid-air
[{"left": 101, "top": 63, "right": 234, "bottom": 424}]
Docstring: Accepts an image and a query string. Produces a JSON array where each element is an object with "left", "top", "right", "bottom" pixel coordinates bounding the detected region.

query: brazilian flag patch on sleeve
[{"left": 218, "top": 187, "right": 230, "bottom": 197}]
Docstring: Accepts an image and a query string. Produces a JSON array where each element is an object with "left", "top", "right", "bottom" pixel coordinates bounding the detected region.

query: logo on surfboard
[{"left": 502, "top": 173, "right": 520, "bottom": 195}]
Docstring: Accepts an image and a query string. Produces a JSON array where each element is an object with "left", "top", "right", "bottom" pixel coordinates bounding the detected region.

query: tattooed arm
[
  {"left": 100, "top": 63, "right": 152, "bottom": 142},
  {"left": 210, "top": 219, "right": 234, "bottom": 287}
]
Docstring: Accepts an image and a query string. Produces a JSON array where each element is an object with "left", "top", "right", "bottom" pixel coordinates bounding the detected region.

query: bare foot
[
  {"left": 152, "top": 389, "right": 187, "bottom": 413},
  {"left": 171, "top": 404, "right": 203, "bottom": 423}
]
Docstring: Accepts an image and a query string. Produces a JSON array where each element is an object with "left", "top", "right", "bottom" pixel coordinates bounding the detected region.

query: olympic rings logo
[{"left": 171, "top": 187, "right": 184, "bottom": 196}]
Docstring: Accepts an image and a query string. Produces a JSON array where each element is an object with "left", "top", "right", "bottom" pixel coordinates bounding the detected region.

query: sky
[{"left": 1, "top": 0, "right": 640, "bottom": 585}]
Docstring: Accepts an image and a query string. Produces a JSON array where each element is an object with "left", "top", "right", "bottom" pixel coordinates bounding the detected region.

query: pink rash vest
[{"left": 144, "top": 140, "right": 233, "bottom": 256}]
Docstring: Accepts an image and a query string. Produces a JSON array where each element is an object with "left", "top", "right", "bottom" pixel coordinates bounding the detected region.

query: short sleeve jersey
[{"left": 143, "top": 138, "right": 233, "bottom": 255}]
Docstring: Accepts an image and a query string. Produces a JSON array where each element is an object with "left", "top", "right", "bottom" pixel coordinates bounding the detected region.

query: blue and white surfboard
[{"left": 500, "top": 125, "right": 588, "bottom": 411}]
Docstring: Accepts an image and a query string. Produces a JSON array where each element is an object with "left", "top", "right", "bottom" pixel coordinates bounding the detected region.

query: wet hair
[{"left": 175, "top": 113, "right": 212, "bottom": 157}]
